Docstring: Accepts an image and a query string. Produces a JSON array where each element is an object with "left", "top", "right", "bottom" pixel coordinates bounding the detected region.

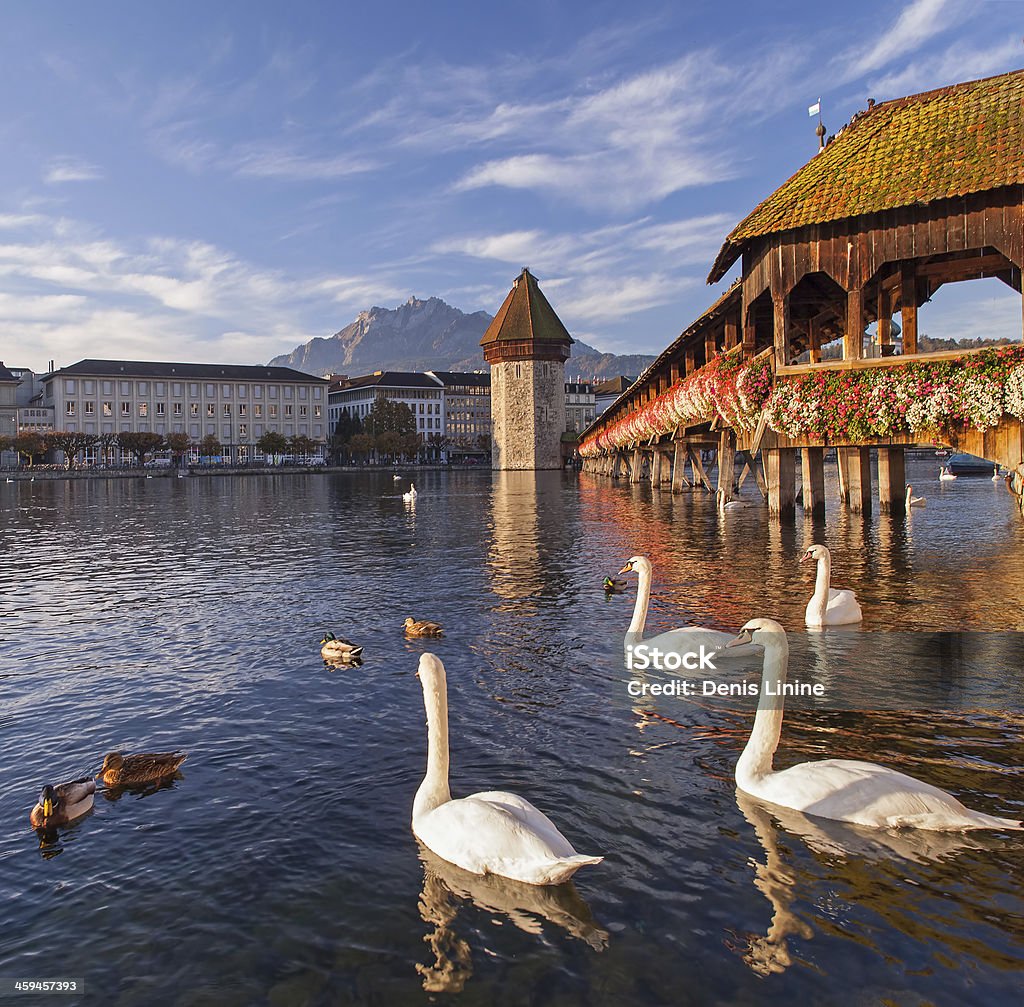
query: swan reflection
[
  {"left": 734, "top": 789, "right": 993, "bottom": 976},
  {"left": 416, "top": 844, "right": 607, "bottom": 992}
]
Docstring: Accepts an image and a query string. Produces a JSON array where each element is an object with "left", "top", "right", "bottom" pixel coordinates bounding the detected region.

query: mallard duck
[
  {"left": 30, "top": 777, "right": 96, "bottom": 828},
  {"left": 404, "top": 617, "right": 443, "bottom": 637},
  {"left": 98, "top": 751, "right": 187, "bottom": 787},
  {"left": 603, "top": 576, "right": 627, "bottom": 594},
  {"left": 320, "top": 632, "right": 364, "bottom": 661}
]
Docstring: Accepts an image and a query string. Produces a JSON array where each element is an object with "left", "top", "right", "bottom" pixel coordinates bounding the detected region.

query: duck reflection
[
  {"left": 100, "top": 771, "right": 184, "bottom": 803},
  {"left": 415, "top": 844, "right": 607, "bottom": 993},
  {"left": 733, "top": 789, "right": 992, "bottom": 976}
]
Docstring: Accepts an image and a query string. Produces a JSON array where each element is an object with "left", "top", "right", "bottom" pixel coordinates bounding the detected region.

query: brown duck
[
  {"left": 99, "top": 751, "right": 187, "bottom": 787},
  {"left": 404, "top": 617, "right": 444, "bottom": 638},
  {"left": 30, "top": 777, "right": 96, "bottom": 828}
]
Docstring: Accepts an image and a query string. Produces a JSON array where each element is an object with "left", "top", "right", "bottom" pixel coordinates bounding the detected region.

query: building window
[
  {"left": 284, "top": 386, "right": 293, "bottom": 399},
  {"left": 173, "top": 403, "right": 182, "bottom": 416},
  {"left": 222, "top": 384, "right": 231, "bottom": 397},
  {"left": 138, "top": 382, "right": 149, "bottom": 394},
  {"left": 269, "top": 404, "right": 278, "bottom": 418},
  {"left": 254, "top": 404, "right": 263, "bottom": 418},
  {"left": 120, "top": 381, "right": 131, "bottom": 395},
  {"left": 269, "top": 386, "right": 278, "bottom": 399},
  {"left": 298, "top": 386, "right": 307, "bottom": 400},
  {"left": 313, "top": 387, "right": 322, "bottom": 400},
  {"left": 239, "top": 424, "right": 247, "bottom": 437},
  {"left": 121, "top": 402, "right": 131, "bottom": 416},
  {"left": 299, "top": 405, "right": 307, "bottom": 417},
  {"left": 156, "top": 402, "right": 165, "bottom": 416},
  {"left": 207, "top": 404, "right": 215, "bottom": 417},
  {"left": 190, "top": 403, "right": 199, "bottom": 417},
  {"left": 84, "top": 402, "right": 94, "bottom": 416},
  {"left": 514, "top": 363, "right": 522, "bottom": 379},
  {"left": 65, "top": 401, "right": 76, "bottom": 416},
  {"left": 190, "top": 383, "right": 199, "bottom": 396},
  {"left": 206, "top": 384, "right": 216, "bottom": 397},
  {"left": 172, "top": 382, "right": 182, "bottom": 396},
  {"left": 139, "top": 403, "right": 149, "bottom": 417},
  {"left": 237, "top": 385, "right": 247, "bottom": 398},
  {"left": 102, "top": 402, "right": 112, "bottom": 417},
  {"left": 314, "top": 405, "right": 321, "bottom": 417},
  {"left": 253, "top": 385, "right": 262, "bottom": 398},
  {"left": 155, "top": 382, "right": 165, "bottom": 395},
  {"left": 64, "top": 379, "right": 76, "bottom": 393},
  {"left": 284, "top": 404, "right": 293, "bottom": 417},
  {"left": 223, "top": 404, "right": 231, "bottom": 418},
  {"left": 239, "top": 404, "right": 247, "bottom": 417},
  {"left": 102, "top": 381, "right": 113, "bottom": 394}
]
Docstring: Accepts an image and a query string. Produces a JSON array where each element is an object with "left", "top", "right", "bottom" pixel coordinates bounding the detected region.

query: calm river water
[{"left": 2, "top": 459, "right": 1023, "bottom": 1006}]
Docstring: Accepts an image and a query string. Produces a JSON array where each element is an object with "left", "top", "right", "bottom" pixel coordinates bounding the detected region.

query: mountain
[{"left": 267, "top": 296, "right": 654, "bottom": 380}]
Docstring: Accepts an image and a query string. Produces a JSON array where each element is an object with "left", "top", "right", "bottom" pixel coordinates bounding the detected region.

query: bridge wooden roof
[{"left": 708, "top": 67, "right": 1024, "bottom": 282}]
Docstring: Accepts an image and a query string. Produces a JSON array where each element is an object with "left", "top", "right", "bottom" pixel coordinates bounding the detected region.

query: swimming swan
[
  {"left": 939, "top": 467, "right": 957, "bottom": 481},
  {"left": 725, "top": 619, "right": 1022, "bottom": 831},
  {"left": 404, "top": 484, "right": 418, "bottom": 502},
  {"left": 412, "top": 654, "right": 603, "bottom": 885},
  {"left": 619, "top": 555, "right": 761, "bottom": 659},
  {"left": 716, "top": 489, "right": 751, "bottom": 510},
  {"left": 801, "top": 545, "right": 862, "bottom": 627},
  {"left": 906, "top": 485, "right": 925, "bottom": 508}
]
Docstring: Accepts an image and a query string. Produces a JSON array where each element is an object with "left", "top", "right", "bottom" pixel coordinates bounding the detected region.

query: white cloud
[
  {"left": 43, "top": 157, "right": 104, "bottom": 184},
  {"left": 230, "top": 145, "right": 378, "bottom": 181},
  {"left": 866, "top": 37, "right": 1023, "bottom": 96}
]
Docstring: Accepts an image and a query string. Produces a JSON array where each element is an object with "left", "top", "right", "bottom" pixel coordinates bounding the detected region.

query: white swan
[
  {"left": 992, "top": 466, "right": 1002, "bottom": 482},
  {"left": 906, "top": 485, "right": 925, "bottom": 508},
  {"left": 413, "top": 654, "right": 603, "bottom": 885},
  {"left": 801, "top": 545, "right": 862, "bottom": 627},
  {"left": 724, "top": 619, "right": 1022, "bottom": 831},
  {"left": 404, "top": 483, "right": 418, "bottom": 502},
  {"left": 619, "top": 556, "right": 761, "bottom": 659},
  {"left": 716, "top": 489, "right": 750, "bottom": 511},
  {"left": 394, "top": 474, "right": 403, "bottom": 481},
  {"left": 939, "top": 466, "right": 957, "bottom": 481}
]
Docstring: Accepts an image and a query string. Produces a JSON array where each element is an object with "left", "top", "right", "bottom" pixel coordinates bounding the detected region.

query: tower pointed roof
[{"left": 480, "top": 268, "right": 574, "bottom": 350}]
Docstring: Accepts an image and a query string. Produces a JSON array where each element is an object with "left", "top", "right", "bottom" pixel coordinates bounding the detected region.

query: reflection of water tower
[{"left": 481, "top": 268, "right": 573, "bottom": 470}]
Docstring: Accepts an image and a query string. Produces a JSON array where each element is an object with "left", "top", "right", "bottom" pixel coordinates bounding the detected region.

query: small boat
[{"left": 945, "top": 453, "right": 994, "bottom": 476}]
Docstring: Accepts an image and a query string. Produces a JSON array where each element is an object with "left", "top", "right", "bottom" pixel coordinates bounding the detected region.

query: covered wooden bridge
[{"left": 579, "top": 69, "right": 1024, "bottom": 520}]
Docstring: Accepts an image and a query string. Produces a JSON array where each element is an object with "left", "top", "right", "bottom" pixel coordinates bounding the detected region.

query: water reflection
[{"left": 416, "top": 845, "right": 607, "bottom": 992}]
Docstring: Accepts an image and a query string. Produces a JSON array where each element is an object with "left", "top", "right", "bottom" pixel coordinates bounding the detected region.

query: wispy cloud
[
  {"left": 866, "top": 36, "right": 1023, "bottom": 96},
  {"left": 43, "top": 157, "right": 104, "bottom": 184}
]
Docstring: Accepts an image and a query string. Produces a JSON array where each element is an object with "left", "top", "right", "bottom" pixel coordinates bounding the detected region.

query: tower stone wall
[{"left": 490, "top": 358, "right": 566, "bottom": 470}]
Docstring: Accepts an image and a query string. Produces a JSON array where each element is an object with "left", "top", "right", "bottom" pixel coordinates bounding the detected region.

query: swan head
[
  {"left": 618, "top": 555, "right": 647, "bottom": 575},
  {"left": 800, "top": 544, "right": 829, "bottom": 565},
  {"left": 726, "top": 617, "right": 787, "bottom": 650},
  {"left": 416, "top": 652, "right": 446, "bottom": 689}
]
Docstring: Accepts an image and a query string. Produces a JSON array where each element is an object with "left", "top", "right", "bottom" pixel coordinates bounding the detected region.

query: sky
[{"left": 1, "top": 0, "right": 1022, "bottom": 374}]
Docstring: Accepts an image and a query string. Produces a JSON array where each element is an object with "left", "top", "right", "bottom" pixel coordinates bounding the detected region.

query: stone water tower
[{"left": 481, "top": 268, "right": 573, "bottom": 470}]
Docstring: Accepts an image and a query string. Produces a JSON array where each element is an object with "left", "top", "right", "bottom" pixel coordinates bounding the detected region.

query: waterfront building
[
  {"left": 594, "top": 376, "right": 634, "bottom": 416},
  {"left": 42, "top": 359, "right": 328, "bottom": 464},
  {"left": 425, "top": 371, "right": 492, "bottom": 458},
  {"left": 0, "top": 363, "right": 16, "bottom": 442},
  {"left": 327, "top": 371, "right": 445, "bottom": 441},
  {"left": 481, "top": 268, "right": 573, "bottom": 470},
  {"left": 564, "top": 381, "right": 596, "bottom": 433}
]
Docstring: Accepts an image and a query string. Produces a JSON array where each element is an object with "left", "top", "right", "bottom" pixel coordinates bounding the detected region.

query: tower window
[{"left": 514, "top": 363, "right": 522, "bottom": 379}]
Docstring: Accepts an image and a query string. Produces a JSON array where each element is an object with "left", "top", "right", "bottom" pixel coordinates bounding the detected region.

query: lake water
[{"left": 2, "top": 461, "right": 1023, "bottom": 1006}]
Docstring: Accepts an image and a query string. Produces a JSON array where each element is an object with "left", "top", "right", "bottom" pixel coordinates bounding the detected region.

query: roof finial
[{"left": 815, "top": 119, "right": 827, "bottom": 152}]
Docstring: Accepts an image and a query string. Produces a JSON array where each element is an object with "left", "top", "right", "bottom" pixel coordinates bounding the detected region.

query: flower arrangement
[{"left": 580, "top": 345, "right": 1024, "bottom": 459}]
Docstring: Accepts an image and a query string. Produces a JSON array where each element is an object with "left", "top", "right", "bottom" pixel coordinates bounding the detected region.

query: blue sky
[{"left": 1, "top": 0, "right": 1021, "bottom": 373}]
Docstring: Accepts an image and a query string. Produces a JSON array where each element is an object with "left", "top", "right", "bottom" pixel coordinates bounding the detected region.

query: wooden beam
[
  {"left": 671, "top": 440, "right": 690, "bottom": 492},
  {"left": 775, "top": 342, "right": 1004, "bottom": 376},
  {"left": 765, "top": 447, "right": 796, "bottom": 520},
  {"left": 845, "top": 446, "right": 872, "bottom": 515},
  {"left": 717, "top": 429, "right": 736, "bottom": 499},
  {"left": 736, "top": 450, "right": 767, "bottom": 499},
  {"left": 688, "top": 447, "right": 714, "bottom": 493},
  {"left": 900, "top": 262, "right": 918, "bottom": 355},
  {"left": 684, "top": 348, "right": 696, "bottom": 375},
  {"left": 801, "top": 447, "right": 825, "bottom": 518},
  {"left": 877, "top": 446, "right": 906, "bottom": 515},
  {"left": 916, "top": 252, "right": 1009, "bottom": 280},
  {"left": 845, "top": 287, "right": 864, "bottom": 361},
  {"left": 742, "top": 312, "right": 756, "bottom": 360},
  {"left": 808, "top": 316, "right": 822, "bottom": 364},
  {"left": 877, "top": 287, "right": 893, "bottom": 356},
  {"left": 725, "top": 315, "right": 739, "bottom": 350},
  {"left": 773, "top": 293, "right": 791, "bottom": 367}
]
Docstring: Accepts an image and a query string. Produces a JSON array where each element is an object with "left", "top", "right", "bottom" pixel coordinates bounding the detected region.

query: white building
[
  {"left": 564, "top": 381, "right": 596, "bottom": 433},
  {"left": 42, "top": 359, "right": 328, "bottom": 463},
  {"left": 328, "top": 371, "right": 445, "bottom": 441}
]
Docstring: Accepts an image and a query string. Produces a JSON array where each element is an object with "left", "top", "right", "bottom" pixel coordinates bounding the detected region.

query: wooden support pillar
[
  {"left": 705, "top": 330, "right": 717, "bottom": 363},
  {"left": 800, "top": 447, "right": 826, "bottom": 518},
  {"left": 630, "top": 448, "right": 642, "bottom": 484},
  {"left": 651, "top": 449, "right": 663, "bottom": 487},
  {"left": 845, "top": 287, "right": 864, "bottom": 361},
  {"left": 725, "top": 316, "right": 739, "bottom": 350},
  {"left": 844, "top": 446, "right": 872, "bottom": 514},
  {"left": 736, "top": 450, "right": 767, "bottom": 499},
  {"left": 765, "top": 448, "right": 796, "bottom": 520},
  {"left": 660, "top": 449, "right": 673, "bottom": 485},
  {"left": 773, "top": 293, "right": 791, "bottom": 367},
  {"left": 684, "top": 348, "right": 696, "bottom": 375},
  {"left": 900, "top": 263, "right": 918, "bottom": 354},
  {"left": 688, "top": 447, "right": 714, "bottom": 493},
  {"left": 717, "top": 429, "right": 736, "bottom": 499},
  {"left": 836, "top": 447, "right": 849, "bottom": 504},
  {"left": 671, "top": 440, "right": 689, "bottom": 493},
  {"left": 742, "top": 312, "right": 756, "bottom": 361},
  {"left": 878, "top": 446, "right": 906, "bottom": 515},
  {"left": 808, "top": 317, "right": 822, "bottom": 364},
  {"left": 878, "top": 288, "right": 894, "bottom": 356},
  {"left": 612, "top": 452, "right": 622, "bottom": 479}
]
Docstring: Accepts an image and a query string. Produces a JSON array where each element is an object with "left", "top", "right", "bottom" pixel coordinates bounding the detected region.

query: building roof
[
  {"left": 564, "top": 382, "right": 593, "bottom": 394},
  {"left": 48, "top": 358, "right": 328, "bottom": 383},
  {"left": 0, "top": 362, "right": 16, "bottom": 383},
  {"left": 593, "top": 376, "right": 634, "bottom": 396},
  {"left": 708, "top": 67, "right": 1024, "bottom": 282},
  {"left": 425, "top": 370, "right": 491, "bottom": 387},
  {"left": 332, "top": 370, "right": 443, "bottom": 391},
  {"left": 480, "top": 268, "right": 574, "bottom": 348}
]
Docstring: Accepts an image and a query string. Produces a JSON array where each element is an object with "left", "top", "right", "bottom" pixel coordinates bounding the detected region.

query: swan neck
[
  {"left": 627, "top": 561, "right": 651, "bottom": 637},
  {"left": 808, "top": 553, "right": 830, "bottom": 623},
  {"left": 414, "top": 680, "right": 452, "bottom": 822},
  {"left": 736, "top": 634, "right": 788, "bottom": 787}
]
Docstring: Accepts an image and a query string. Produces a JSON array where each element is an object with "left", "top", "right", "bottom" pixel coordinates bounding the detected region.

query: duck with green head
[
  {"left": 320, "top": 632, "right": 364, "bottom": 661},
  {"left": 30, "top": 778, "right": 96, "bottom": 828}
]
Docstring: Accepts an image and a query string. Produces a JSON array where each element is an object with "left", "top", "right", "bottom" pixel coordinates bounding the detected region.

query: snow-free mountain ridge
[{"left": 268, "top": 296, "right": 653, "bottom": 379}]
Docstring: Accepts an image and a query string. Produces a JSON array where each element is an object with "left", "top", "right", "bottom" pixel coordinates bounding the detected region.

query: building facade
[
  {"left": 481, "top": 268, "right": 573, "bottom": 470},
  {"left": 42, "top": 359, "right": 328, "bottom": 463},
  {"left": 426, "top": 371, "right": 491, "bottom": 456},
  {"left": 564, "top": 381, "right": 596, "bottom": 433},
  {"left": 327, "top": 371, "right": 445, "bottom": 440}
]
